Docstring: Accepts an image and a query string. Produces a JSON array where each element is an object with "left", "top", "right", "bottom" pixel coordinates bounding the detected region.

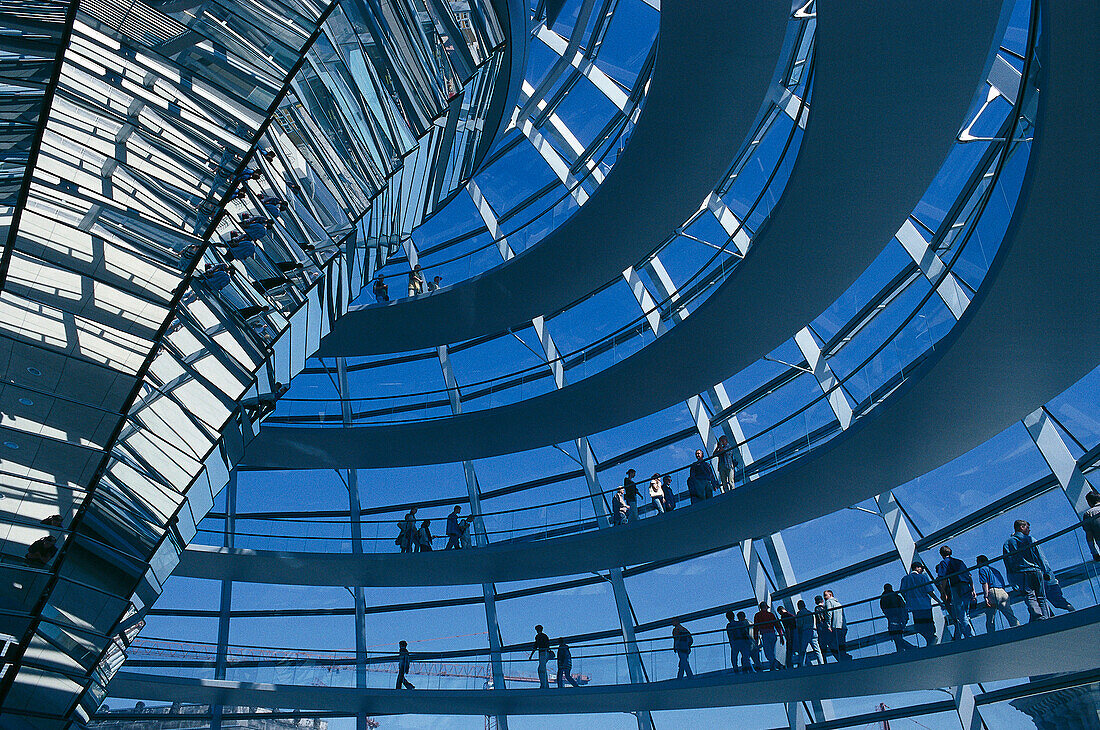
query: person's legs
[
  {"left": 984, "top": 602, "right": 998, "bottom": 634},
  {"left": 1021, "top": 571, "right": 1046, "bottom": 621},
  {"left": 993, "top": 588, "right": 1020, "bottom": 627},
  {"left": 719, "top": 466, "right": 734, "bottom": 493},
  {"left": 949, "top": 587, "right": 974, "bottom": 638},
  {"left": 651, "top": 497, "right": 665, "bottom": 514},
  {"left": 913, "top": 611, "right": 936, "bottom": 646},
  {"left": 445, "top": 536, "right": 459, "bottom": 550},
  {"left": 538, "top": 651, "right": 549, "bottom": 688},
  {"left": 816, "top": 629, "right": 831, "bottom": 661},
  {"left": 561, "top": 666, "right": 578, "bottom": 687},
  {"left": 761, "top": 634, "right": 778, "bottom": 670},
  {"left": 677, "top": 651, "right": 693, "bottom": 678},
  {"left": 836, "top": 627, "right": 850, "bottom": 659},
  {"left": 556, "top": 666, "right": 565, "bottom": 688},
  {"left": 1046, "top": 584, "right": 1075, "bottom": 612},
  {"left": 808, "top": 634, "right": 824, "bottom": 664}
]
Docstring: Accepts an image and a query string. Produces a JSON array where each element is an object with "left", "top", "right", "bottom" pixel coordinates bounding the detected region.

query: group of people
[
  {"left": 610, "top": 437, "right": 741, "bottom": 525},
  {"left": 372, "top": 267, "right": 443, "bottom": 302},
  {"left": 529, "top": 625, "right": 581, "bottom": 689},
  {"left": 672, "top": 517, "right": 1086, "bottom": 679},
  {"left": 396, "top": 505, "right": 474, "bottom": 552}
]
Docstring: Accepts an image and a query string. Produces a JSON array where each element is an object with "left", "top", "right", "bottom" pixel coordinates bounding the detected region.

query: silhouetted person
[
  {"left": 445, "top": 505, "right": 463, "bottom": 549},
  {"left": 373, "top": 274, "right": 390, "bottom": 303},
  {"left": 713, "top": 435, "right": 738, "bottom": 493},
  {"left": 396, "top": 641, "right": 414, "bottom": 689},
  {"left": 397, "top": 508, "right": 417, "bottom": 553},
  {"left": 623, "top": 469, "right": 639, "bottom": 522},
  {"left": 25, "top": 535, "right": 57, "bottom": 566},
  {"left": 823, "top": 590, "right": 850, "bottom": 660},
  {"left": 427, "top": 275, "right": 443, "bottom": 292},
  {"left": 529, "top": 625, "right": 551, "bottom": 688},
  {"left": 556, "top": 639, "right": 579, "bottom": 688},
  {"left": 752, "top": 602, "right": 784, "bottom": 670},
  {"left": 880, "top": 583, "right": 912, "bottom": 652},
  {"left": 1084, "top": 491, "right": 1100, "bottom": 561},
  {"left": 793, "top": 599, "right": 823, "bottom": 666},
  {"left": 726, "top": 610, "right": 759, "bottom": 673},
  {"left": 416, "top": 519, "right": 433, "bottom": 552},
  {"left": 673, "top": 623, "right": 694, "bottom": 678},
  {"left": 610, "top": 486, "right": 629, "bottom": 526},
  {"left": 687, "top": 449, "right": 717, "bottom": 503},
  {"left": 662, "top": 474, "right": 676, "bottom": 511}
]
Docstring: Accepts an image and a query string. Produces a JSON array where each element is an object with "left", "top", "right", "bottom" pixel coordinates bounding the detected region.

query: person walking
[
  {"left": 1083, "top": 491, "right": 1100, "bottom": 561},
  {"left": 752, "top": 602, "right": 784, "bottom": 670},
  {"left": 687, "top": 449, "right": 718, "bottom": 504},
  {"left": 673, "top": 623, "right": 694, "bottom": 678},
  {"left": 794, "top": 599, "right": 823, "bottom": 666},
  {"left": 713, "top": 435, "right": 738, "bottom": 493},
  {"left": 976, "top": 555, "right": 1019, "bottom": 633},
  {"left": 813, "top": 595, "right": 834, "bottom": 662},
  {"left": 396, "top": 641, "right": 415, "bottom": 689},
  {"left": 823, "top": 590, "right": 850, "bottom": 660},
  {"left": 1003, "top": 519, "right": 1050, "bottom": 621},
  {"left": 610, "top": 486, "right": 629, "bottom": 526},
  {"left": 899, "top": 562, "right": 937, "bottom": 647},
  {"left": 726, "top": 611, "right": 759, "bottom": 673},
  {"left": 415, "top": 520, "right": 433, "bottom": 552},
  {"left": 935, "top": 546, "right": 975, "bottom": 640},
  {"left": 623, "top": 469, "right": 640, "bottom": 522},
  {"left": 555, "top": 639, "right": 579, "bottom": 688},
  {"left": 397, "top": 508, "right": 417, "bottom": 553},
  {"left": 777, "top": 605, "right": 797, "bottom": 668},
  {"left": 529, "top": 625, "right": 552, "bottom": 688},
  {"left": 649, "top": 474, "right": 666, "bottom": 514},
  {"left": 880, "top": 584, "right": 912, "bottom": 652},
  {"left": 445, "top": 506, "right": 463, "bottom": 550},
  {"left": 458, "top": 516, "right": 474, "bottom": 548}
]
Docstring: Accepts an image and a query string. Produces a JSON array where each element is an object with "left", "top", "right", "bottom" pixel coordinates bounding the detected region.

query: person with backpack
[
  {"left": 396, "top": 508, "right": 417, "bottom": 553},
  {"left": 555, "top": 639, "right": 579, "bottom": 688},
  {"left": 935, "top": 545, "right": 975, "bottom": 640},
  {"left": 672, "top": 623, "right": 694, "bottom": 678}
]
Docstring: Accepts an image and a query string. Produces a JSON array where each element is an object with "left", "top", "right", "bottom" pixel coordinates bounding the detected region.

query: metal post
[
  {"left": 337, "top": 358, "right": 369, "bottom": 730},
  {"left": 1024, "top": 407, "right": 1096, "bottom": 514},
  {"left": 528, "top": 323, "right": 653, "bottom": 730},
  {"left": 438, "top": 345, "right": 508, "bottom": 729},
  {"left": 210, "top": 469, "right": 237, "bottom": 730}
]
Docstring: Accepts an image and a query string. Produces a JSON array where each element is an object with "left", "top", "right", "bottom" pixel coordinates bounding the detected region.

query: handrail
[{"left": 132, "top": 523, "right": 1097, "bottom": 669}]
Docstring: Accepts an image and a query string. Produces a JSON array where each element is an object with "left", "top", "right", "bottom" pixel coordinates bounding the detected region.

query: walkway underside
[
  {"left": 107, "top": 606, "right": 1100, "bottom": 715},
  {"left": 315, "top": 0, "right": 790, "bottom": 356},
  {"left": 249, "top": 0, "right": 1006, "bottom": 468},
  {"left": 182, "top": 1, "right": 1098, "bottom": 589}
]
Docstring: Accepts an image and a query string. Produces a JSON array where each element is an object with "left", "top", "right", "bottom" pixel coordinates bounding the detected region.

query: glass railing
[
  {"left": 268, "top": 20, "right": 1029, "bottom": 432},
  {"left": 191, "top": 136, "right": 1036, "bottom": 556},
  {"left": 127, "top": 522, "right": 1100, "bottom": 689}
]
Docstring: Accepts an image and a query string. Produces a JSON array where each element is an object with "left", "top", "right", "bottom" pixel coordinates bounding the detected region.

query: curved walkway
[
  {"left": 107, "top": 606, "right": 1100, "bottom": 715},
  {"left": 179, "top": 1, "right": 1099, "bottom": 589},
  {"left": 314, "top": 1, "right": 791, "bottom": 356},
  {"left": 248, "top": 0, "right": 1005, "bottom": 469}
]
